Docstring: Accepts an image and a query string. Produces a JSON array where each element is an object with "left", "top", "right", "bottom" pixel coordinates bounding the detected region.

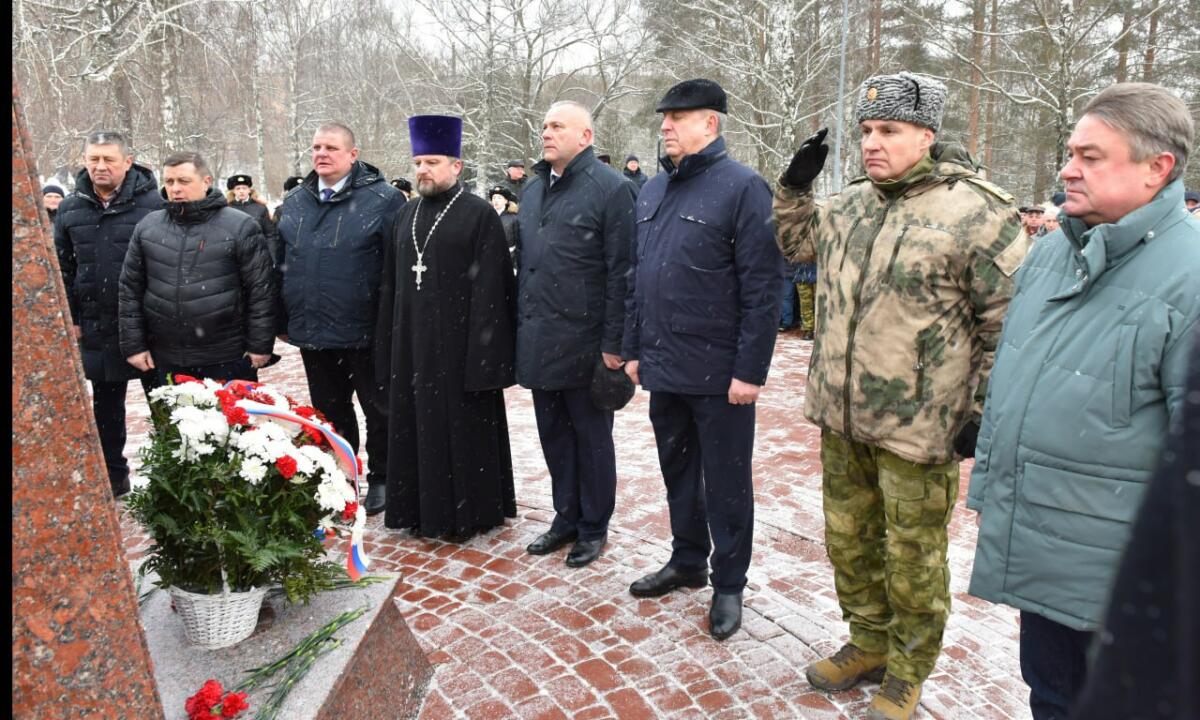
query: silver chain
[{"left": 410, "top": 184, "right": 465, "bottom": 290}]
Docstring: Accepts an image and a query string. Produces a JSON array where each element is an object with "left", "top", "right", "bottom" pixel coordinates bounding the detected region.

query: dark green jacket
[{"left": 968, "top": 179, "right": 1200, "bottom": 630}]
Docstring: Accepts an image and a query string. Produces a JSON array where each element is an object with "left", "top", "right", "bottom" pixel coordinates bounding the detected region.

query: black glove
[
  {"left": 782, "top": 128, "right": 830, "bottom": 190},
  {"left": 954, "top": 421, "right": 981, "bottom": 459}
]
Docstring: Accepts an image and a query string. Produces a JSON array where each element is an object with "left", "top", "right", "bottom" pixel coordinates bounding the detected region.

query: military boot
[
  {"left": 865, "top": 672, "right": 922, "bottom": 720},
  {"left": 804, "top": 643, "right": 887, "bottom": 691}
]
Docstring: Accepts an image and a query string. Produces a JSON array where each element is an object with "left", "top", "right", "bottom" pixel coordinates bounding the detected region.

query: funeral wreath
[{"left": 130, "top": 376, "right": 367, "bottom": 647}]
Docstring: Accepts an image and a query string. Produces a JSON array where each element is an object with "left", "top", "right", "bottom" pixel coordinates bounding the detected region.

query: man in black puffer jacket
[
  {"left": 54, "top": 130, "right": 163, "bottom": 498},
  {"left": 276, "top": 122, "right": 405, "bottom": 516},
  {"left": 119, "top": 151, "right": 276, "bottom": 384}
]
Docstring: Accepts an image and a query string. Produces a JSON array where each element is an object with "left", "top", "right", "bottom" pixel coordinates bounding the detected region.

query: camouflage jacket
[{"left": 774, "top": 149, "right": 1026, "bottom": 464}]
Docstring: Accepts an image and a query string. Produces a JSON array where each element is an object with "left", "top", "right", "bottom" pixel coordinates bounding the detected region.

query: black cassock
[{"left": 375, "top": 183, "right": 518, "bottom": 538}]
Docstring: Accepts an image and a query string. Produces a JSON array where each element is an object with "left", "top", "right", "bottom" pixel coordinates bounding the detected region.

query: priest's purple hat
[{"left": 409, "top": 115, "right": 463, "bottom": 158}]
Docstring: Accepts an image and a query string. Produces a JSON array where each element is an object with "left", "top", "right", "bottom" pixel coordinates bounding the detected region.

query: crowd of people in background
[{"left": 42, "top": 74, "right": 1198, "bottom": 720}]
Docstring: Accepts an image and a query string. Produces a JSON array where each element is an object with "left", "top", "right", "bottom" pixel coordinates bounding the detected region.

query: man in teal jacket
[{"left": 967, "top": 82, "right": 1199, "bottom": 720}]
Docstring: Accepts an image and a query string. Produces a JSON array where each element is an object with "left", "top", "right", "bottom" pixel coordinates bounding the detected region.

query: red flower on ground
[
  {"left": 184, "top": 679, "right": 224, "bottom": 720},
  {"left": 173, "top": 373, "right": 201, "bottom": 385},
  {"left": 223, "top": 405, "right": 250, "bottom": 426},
  {"left": 302, "top": 425, "right": 325, "bottom": 446},
  {"left": 342, "top": 501, "right": 359, "bottom": 521},
  {"left": 215, "top": 389, "right": 236, "bottom": 410},
  {"left": 294, "top": 406, "right": 316, "bottom": 419},
  {"left": 275, "top": 455, "right": 298, "bottom": 479},
  {"left": 219, "top": 691, "right": 250, "bottom": 717}
]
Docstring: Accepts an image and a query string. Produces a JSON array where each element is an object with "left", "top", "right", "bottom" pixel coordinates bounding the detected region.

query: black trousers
[
  {"left": 1020, "top": 611, "right": 1095, "bottom": 720},
  {"left": 532, "top": 387, "right": 616, "bottom": 542},
  {"left": 649, "top": 391, "right": 756, "bottom": 594},
  {"left": 156, "top": 357, "right": 258, "bottom": 385},
  {"left": 91, "top": 374, "right": 158, "bottom": 495},
  {"left": 300, "top": 347, "right": 388, "bottom": 488}
]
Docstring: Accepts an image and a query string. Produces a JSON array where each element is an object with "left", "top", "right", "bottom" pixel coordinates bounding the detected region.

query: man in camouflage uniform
[{"left": 774, "top": 72, "right": 1025, "bottom": 720}]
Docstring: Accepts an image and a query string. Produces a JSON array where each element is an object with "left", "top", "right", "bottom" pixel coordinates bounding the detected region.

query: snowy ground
[{"left": 120, "top": 334, "right": 1031, "bottom": 719}]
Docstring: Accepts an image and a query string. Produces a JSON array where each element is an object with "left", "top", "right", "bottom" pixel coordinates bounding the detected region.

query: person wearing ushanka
[
  {"left": 623, "top": 79, "right": 784, "bottom": 641},
  {"left": 225, "top": 174, "right": 280, "bottom": 264},
  {"left": 374, "top": 115, "right": 518, "bottom": 541},
  {"left": 968, "top": 82, "right": 1199, "bottom": 720},
  {"left": 774, "top": 72, "right": 1025, "bottom": 720}
]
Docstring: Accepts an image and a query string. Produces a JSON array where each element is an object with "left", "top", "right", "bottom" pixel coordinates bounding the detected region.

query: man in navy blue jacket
[
  {"left": 276, "top": 122, "right": 405, "bottom": 516},
  {"left": 623, "top": 80, "right": 785, "bottom": 640}
]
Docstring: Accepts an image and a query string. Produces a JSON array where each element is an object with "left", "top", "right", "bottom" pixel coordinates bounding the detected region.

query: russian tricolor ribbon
[{"left": 224, "top": 380, "right": 370, "bottom": 580}]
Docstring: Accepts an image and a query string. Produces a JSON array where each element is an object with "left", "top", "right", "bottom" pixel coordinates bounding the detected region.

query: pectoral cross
[{"left": 412, "top": 258, "right": 428, "bottom": 289}]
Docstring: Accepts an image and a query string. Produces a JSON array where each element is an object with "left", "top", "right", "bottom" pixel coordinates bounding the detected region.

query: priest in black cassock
[{"left": 375, "top": 115, "right": 518, "bottom": 540}]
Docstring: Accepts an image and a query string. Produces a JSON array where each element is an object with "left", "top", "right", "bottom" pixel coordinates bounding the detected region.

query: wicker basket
[{"left": 168, "top": 584, "right": 269, "bottom": 649}]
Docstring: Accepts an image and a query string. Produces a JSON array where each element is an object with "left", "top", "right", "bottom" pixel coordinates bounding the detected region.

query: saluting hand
[
  {"left": 782, "top": 127, "right": 830, "bottom": 190},
  {"left": 728, "top": 378, "right": 760, "bottom": 405}
]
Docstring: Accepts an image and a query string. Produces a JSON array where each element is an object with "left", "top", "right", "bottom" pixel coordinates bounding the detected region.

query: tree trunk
[
  {"left": 1142, "top": 2, "right": 1160, "bottom": 81},
  {"left": 967, "top": 0, "right": 985, "bottom": 156},
  {"left": 1115, "top": 7, "right": 1134, "bottom": 82},
  {"left": 982, "top": 0, "right": 998, "bottom": 174}
]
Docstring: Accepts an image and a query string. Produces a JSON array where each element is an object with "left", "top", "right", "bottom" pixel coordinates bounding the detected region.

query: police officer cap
[
  {"left": 227, "top": 174, "right": 253, "bottom": 190},
  {"left": 488, "top": 185, "right": 517, "bottom": 204},
  {"left": 1185, "top": 190, "right": 1200, "bottom": 203},
  {"left": 590, "top": 359, "right": 636, "bottom": 412},
  {"left": 655, "top": 79, "right": 728, "bottom": 114}
]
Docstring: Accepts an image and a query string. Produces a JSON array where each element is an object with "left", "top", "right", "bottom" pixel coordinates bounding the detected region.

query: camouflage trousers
[
  {"left": 819, "top": 428, "right": 959, "bottom": 683},
  {"left": 796, "top": 282, "right": 815, "bottom": 333}
]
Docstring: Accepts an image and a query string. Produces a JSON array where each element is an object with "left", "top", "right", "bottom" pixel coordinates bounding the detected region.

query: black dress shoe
[
  {"left": 364, "top": 484, "right": 387, "bottom": 516},
  {"left": 565, "top": 536, "right": 606, "bottom": 568},
  {"left": 526, "top": 528, "right": 578, "bottom": 555},
  {"left": 628, "top": 564, "right": 708, "bottom": 598},
  {"left": 709, "top": 592, "right": 743, "bottom": 641}
]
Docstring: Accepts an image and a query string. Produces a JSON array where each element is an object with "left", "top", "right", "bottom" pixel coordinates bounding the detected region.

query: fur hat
[
  {"left": 227, "top": 174, "right": 252, "bottom": 190},
  {"left": 856, "top": 72, "right": 947, "bottom": 131}
]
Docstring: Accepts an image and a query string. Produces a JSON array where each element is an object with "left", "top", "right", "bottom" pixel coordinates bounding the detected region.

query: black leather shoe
[
  {"left": 709, "top": 592, "right": 743, "bottom": 641},
  {"left": 628, "top": 564, "right": 708, "bottom": 598},
  {"left": 565, "top": 536, "right": 606, "bottom": 568},
  {"left": 526, "top": 528, "right": 578, "bottom": 555},
  {"left": 364, "top": 484, "right": 387, "bottom": 516}
]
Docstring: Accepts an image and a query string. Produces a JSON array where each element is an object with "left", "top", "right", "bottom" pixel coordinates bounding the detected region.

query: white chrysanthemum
[
  {"left": 315, "top": 480, "right": 347, "bottom": 512},
  {"left": 240, "top": 458, "right": 267, "bottom": 484}
]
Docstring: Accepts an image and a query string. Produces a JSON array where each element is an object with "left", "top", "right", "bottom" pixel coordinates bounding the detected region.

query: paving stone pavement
[{"left": 119, "top": 335, "right": 1032, "bottom": 719}]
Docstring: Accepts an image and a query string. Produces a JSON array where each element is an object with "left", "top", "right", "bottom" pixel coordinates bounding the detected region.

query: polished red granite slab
[{"left": 11, "top": 79, "right": 164, "bottom": 719}]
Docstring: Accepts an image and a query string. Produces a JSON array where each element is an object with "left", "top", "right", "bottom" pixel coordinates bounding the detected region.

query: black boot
[
  {"left": 709, "top": 592, "right": 743, "bottom": 641},
  {"left": 364, "top": 484, "right": 386, "bottom": 516}
]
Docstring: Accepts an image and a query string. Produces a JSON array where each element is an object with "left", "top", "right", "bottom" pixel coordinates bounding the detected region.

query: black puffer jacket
[
  {"left": 228, "top": 195, "right": 281, "bottom": 265},
  {"left": 276, "top": 161, "right": 405, "bottom": 348},
  {"left": 118, "top": 188, "right": 276, "bottom": 367},
  {"left": 53, "top": 164, "right": 163, "bottom": 381}
]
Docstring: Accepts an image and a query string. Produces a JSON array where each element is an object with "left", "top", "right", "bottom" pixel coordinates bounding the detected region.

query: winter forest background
[{"left": 13, "top": 0, "right": 1200, "bottom": 205}]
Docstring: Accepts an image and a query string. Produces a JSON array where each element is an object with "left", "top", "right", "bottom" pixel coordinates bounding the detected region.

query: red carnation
[
  {"left": 294, "top": 406, "right": 316, "bottom": 419},
  {"left": 215, "top": 389, "right": 236, "bottom": 410},
  {"left": 342, "top": 502, "right": 359, "bottom": 521},
  {"left": 184, "top": 679, "right": 224, "bottom": 720},
  {"left": 173, "top": 373, "right": 201, "bottom": 385},
  {"left": 223, "top": 405, "right": 250, "bottom": 426},
  {"left": 275, "top": 455, "right": 298, "bottom": 479},
  {"left": 219, "top": 691, "right": 250, "bottom": 718},
  {"left": 302, "top": 425, "right": 324, "bottom": 446}
]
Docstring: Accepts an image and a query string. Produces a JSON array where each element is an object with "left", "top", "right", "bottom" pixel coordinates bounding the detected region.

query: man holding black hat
[
  {"left": 498, "top": 159, "right": 526, "bottom": 199},
  {"left": 623, "top": 79, "right": 784, "bottom": 641},
  {"left": 516, "top": 100, "right": 635, "bottom": 568},
  {"left": 623, "top": 155, "right": 649, "bottom": 191},
  {"left": 375, "top": 115, "right": 518, "bottom": 541},
  {"left": 774, "top": 72, "right": 1025, "bottom": 719},
  {"left": 226, "top": 174, "right": 280, "bottom": 261},
  {"left": 276, "top": 122, "right": 405, "bottom": 517}
]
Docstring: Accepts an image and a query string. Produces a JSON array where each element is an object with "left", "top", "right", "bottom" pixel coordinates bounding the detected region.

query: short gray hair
[
  {"left": 316, "top": 122, "right": 357, "bottom": 149},
  {"left": 1082, "top": 83, "right": 1192, "bottom": 184},
  {"left": 163, "top": 151, "right": 211, "bottom": 178},
  {"left": 547, "top": 101, "right": 594, "bottom": 131},
  {"left": 84, "top": 130, "right": 130, "bottom": 155}
]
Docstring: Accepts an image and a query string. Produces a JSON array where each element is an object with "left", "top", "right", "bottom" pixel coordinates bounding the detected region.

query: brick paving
[{"left": 119, "top": 335, "right": 1031, "bottom": 719}]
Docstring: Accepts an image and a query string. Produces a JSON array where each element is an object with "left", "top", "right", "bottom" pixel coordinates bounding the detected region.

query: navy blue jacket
[
  {"left": 53, "top": 164, "right": 163, "bottom": 381},
  {"left": 623, "top": 137, "right": 784, "bottom": 395},
  {"left": 515, "top": 147, "right": 635, "bottom": 389},
  {"left": 276, "top": 161, "right": 404, "bottom": 349}
]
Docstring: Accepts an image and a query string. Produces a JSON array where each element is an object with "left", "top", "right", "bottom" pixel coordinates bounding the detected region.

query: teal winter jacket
[{"left": 967, "top": 179, "right": 1200, "bottom": 631}]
